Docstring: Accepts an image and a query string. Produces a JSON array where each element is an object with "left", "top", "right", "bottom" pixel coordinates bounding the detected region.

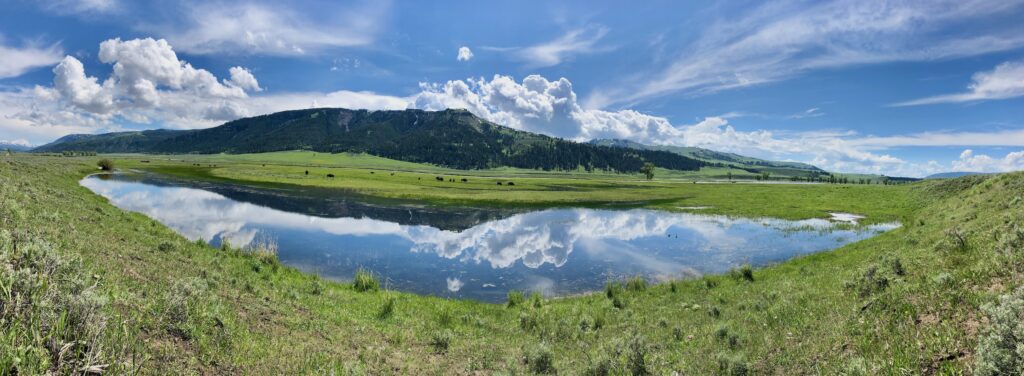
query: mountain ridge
[
  {"left": 34, "top": 108, "right": 706, "bottom": 173},
  {"left": 589, "top": 138, "right": 827, "bottom": 177}
]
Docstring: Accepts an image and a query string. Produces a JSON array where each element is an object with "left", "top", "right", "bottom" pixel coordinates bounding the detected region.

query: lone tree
[
  {"left": 97, "top": 159, "right": 114, "bottom": 171},
  {"left": 640, "top": 162, "right": 655, "bottom": 180}
]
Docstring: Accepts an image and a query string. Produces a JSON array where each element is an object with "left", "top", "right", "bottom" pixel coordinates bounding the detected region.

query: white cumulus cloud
[
  {"left": 953, "top": 149, "right": 1024, "bottom": 172},
  {"left": 228, "top": 67, "right": 262, "bottom": 92},
  {"left": 457, "top": 46, "right": 474, "bottom": 61}
]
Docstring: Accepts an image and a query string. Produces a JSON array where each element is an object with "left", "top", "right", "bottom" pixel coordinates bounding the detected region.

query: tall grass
[{"left": 353, "top": 268, "right": 380, "bottom": 292}]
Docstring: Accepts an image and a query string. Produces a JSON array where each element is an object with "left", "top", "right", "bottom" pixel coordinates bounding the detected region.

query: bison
[
  {"left": 436, "top": 176, "right": 444, "bottom": 181},
  {"left": 327, "top": 173, "right": 335, "bottom": 178}
]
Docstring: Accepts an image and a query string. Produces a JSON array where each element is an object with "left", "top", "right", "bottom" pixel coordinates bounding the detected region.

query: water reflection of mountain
[{"left": 99, "top": 173, "right": 524, "bottom": 231}]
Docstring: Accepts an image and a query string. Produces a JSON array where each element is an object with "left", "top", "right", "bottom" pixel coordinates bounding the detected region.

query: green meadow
[
  {"left": 3, "top": 152, "right": 1023, "bottom": 374},
  {"left": 117, "top": 151, "right": 909, "bottom": 221}
]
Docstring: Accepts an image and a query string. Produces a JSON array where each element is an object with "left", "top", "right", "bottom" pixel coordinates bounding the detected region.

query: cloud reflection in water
[{"left": 82, "top": 176, "right": 898, "bottom": 301}]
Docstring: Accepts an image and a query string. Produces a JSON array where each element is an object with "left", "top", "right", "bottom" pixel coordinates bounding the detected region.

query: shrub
[
  {"left": 310, "top": 279, "right": 325, "bottom": 295},
  {"left": 846, "top": 265, "right": 890, "bottom": 298},
  {"left": 524, "top": 342, "right": 556, "bottom": 374},
  {"left": 670, "top": 280, "right": 679, "bottom": 293},
  {"left": 507, "top": 290, "right": 526, "bottom": 308},
  {"left": 165, "top": 277, "right": 208, "bottom": 340},
  {"left": 727, "top": 333, "right": 741, "bottom": 349},
  {"left": 248, "top": 237, "right": 280, "bottom": 272},
  {"left": 625, "top": 276, "right": 648, "bottom": 292},
  {"left": 717, "top": 353, "right": 750, "bottom": 376},
  {"left": 605, "top": 281, "right": 622, "bottom": 299},
  {"left": 932, "top": 272, "right": 954, "bottom": 287},
  {"left": 157, "top": 241, "right": 176, "bottom": 252},
  {"left": 378, "top": 295, "right": 396, "bottom": 319},
  {"left": 673, "top": 326, "right": 685, "bottom": 341},
  {"left": 714, "top": 325, "right": 730, "bottom": 340},
  {"left": 704, "top": 278, "right": 719, "bottom": 289},
  {"left": 730, "top": 265, "right": 755, "bottom": 282},
  {"left": 519, "top": 312, "right": 539, "bottom": 331},
  {"left": 889, "top": 257, "right": 906, "bottom": 276},
  {"left": 579, "top": 315, "right": 595, "bottom": 332},
  {"left": 529, "top": 292, "right": 544, "bottom": 308},
  {"left": 939, "top": 227, "right": 968, "bottom": 252},
  {"left": 612, "top": 295, "right": 627, "bottom": 309},
  {"left": 0, "top": 230, "right": 112, "bottom": 374},
  {"left": 626, "top": 334, "right": 650, "bottom": 375},
  {"left": 707, "top": 306, "right": 721, "bottom": 318},
  {"left": 352, "top": 268, "right": 379, "bottom": 292},
  {"left": 975, "top": 286, "right": 1024, "bottom": 375},
  {"left": 97, "top": 159, "right": 114, "bottom": 171},
  {"left": 585, "top": 356, "right": 612, "bottom": 376},
  {"left": 430, "top": 330, "right": 453, "bottom": 353}
]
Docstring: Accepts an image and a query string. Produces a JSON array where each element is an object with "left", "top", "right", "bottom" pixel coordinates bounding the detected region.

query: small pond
[{"left": 82, "top": 173, "right": 898, "bottom": 302}]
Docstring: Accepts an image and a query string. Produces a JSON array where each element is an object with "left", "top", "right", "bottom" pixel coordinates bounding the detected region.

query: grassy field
[
  {"left": 114, "top": 151, "right": 911, "bottom": 222},
  {"left": 3, "top": 153, "right": 1024, "bottom": 374}
]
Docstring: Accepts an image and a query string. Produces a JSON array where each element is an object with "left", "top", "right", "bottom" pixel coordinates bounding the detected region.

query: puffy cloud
[
  {"left": 52, "top": 56, "right": 116, "bottom": 114},
  {"left": 147, "top": 2, "right": 385, "bottom": 56},
  {"left": 407, "top": 74, "right": 922, "bottom": 175},
  {"left": 98, "top": 38, "right": 248, "bottom": 99},
  {"left": 952, "top": 149, "right": 1024, "bottom": 172},
  {"left": 587, "top": 0, "right": 1024, "bottom": 108},
  {"left": 412, "top": 74, "right": 676, "bottom": 141},
  {"left": 227, "top": 67, "right": 261, "bottom": 92},
  {"left": 894, "top": 60, "right": 1024, "bottom": 106},
  {"left": 48, "top": 38, "right": 264, "bottom": 127},
  {"left": 0, "top": 40, "right": 63, "bottom": 79},
  {"left": 457, "top": 46, "right": 473, "bottom": 61}
]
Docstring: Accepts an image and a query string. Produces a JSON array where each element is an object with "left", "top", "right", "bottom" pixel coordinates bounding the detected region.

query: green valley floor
[{"left": 2, "top": 153, "right": 1023, "bottom": 374}]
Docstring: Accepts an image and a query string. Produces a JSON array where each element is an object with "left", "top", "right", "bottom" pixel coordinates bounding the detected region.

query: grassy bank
[
  {"left": 114, "top": 151, "right": 913, "bottom": 222},
  {"left": 2, "top": 154, "right": 1023, "bottom": 374}
]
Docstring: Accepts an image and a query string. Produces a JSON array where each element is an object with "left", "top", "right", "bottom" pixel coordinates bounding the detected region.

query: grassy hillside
[
  {"left": 33, "top": 108, "right": 705, "bottom": 173},
  {"left": 590, "top": 139, "right": 825, "bottom": 177},
  {"left": 3, "top": 154, "right": 1023, "bottom": 374}
]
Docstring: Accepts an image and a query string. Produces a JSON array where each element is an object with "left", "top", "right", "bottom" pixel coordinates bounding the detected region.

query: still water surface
[{"left": 82, "top": 173, "right": 898, "bottom": 302}]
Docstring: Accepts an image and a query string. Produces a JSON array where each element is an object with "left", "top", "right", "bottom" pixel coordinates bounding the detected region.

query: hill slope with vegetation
[
  {"left": 33, "top": 108, "right": 705, "bottom": 173},
  {"left": 590, "top": 138, "right": 827, "bottom": 177},
  {"left": 2, "top": 154, "right": 1023, "bottom": 374}
]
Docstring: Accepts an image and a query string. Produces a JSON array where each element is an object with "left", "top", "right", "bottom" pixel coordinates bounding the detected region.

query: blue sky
[{"left": 1, "top": 0, "right": 1023, "bottom": 177}]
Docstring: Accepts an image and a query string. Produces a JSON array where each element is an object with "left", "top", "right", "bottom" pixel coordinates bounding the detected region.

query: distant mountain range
[
  {"left": 589, "top": 138, "right": 827, "bottom": 177},
  {"left": 925, "top": 172, "right": 988, "bottom": 179},
  {"left": 34, "top": 108, "right": 706, "bottom": 173},
  {"left": 0, "top": 141, "right": 32, "bottom": 152}
]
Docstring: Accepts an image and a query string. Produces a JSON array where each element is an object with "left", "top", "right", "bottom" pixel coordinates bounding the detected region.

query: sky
[{"left": 1, "top": 0, "right": 1023, "bottom": 177}]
